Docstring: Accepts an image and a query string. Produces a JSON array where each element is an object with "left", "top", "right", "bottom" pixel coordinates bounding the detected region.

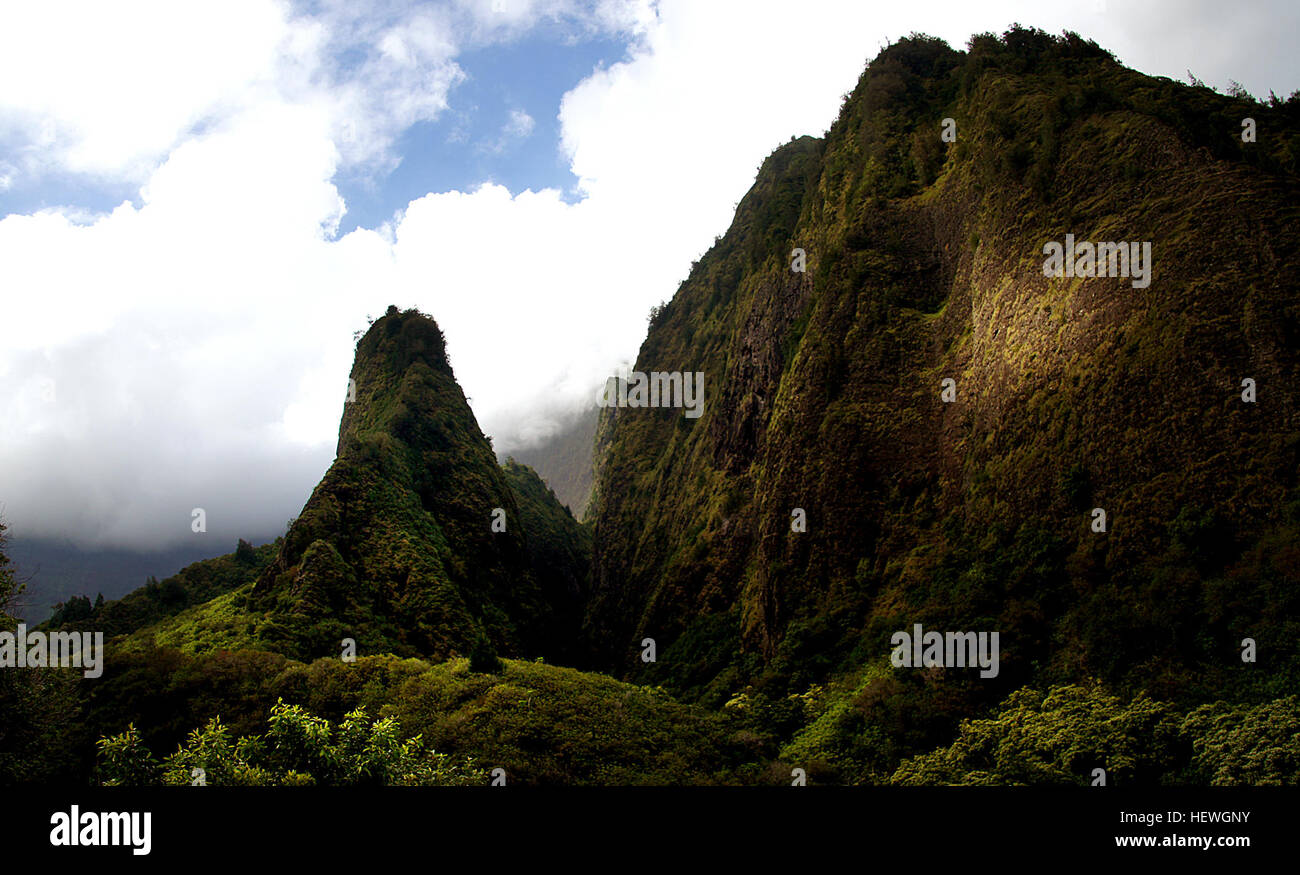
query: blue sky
[
  {"left": 0, "top": 9, "right": 632, "bottom": 228},
  {"left": 0, "top": 174, "right": 139, "bottom": 221},
  {"left": 335, "top": 32, "right": 629, "bottom": 232}
]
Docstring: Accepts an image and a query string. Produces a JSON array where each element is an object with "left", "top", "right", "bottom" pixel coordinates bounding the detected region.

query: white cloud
[
  {"left": 481, "top": 108, "right": 537, "bottom": 153},
  {"left": 0, "top": 0, "right": 468, "bottom": 186},
  {"left": 505, "top": 108, "right": 536, "bottom": 139},
  {"left": 1, "top": 0, "right": 1297, "bottom": 549},
  {"left": 0, "top": 0, "right": 289, "bottom": 180}
]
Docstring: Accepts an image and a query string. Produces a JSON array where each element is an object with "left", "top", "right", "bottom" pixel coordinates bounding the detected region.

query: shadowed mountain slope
[{"left": 586, "top": 30, "right": 1300, "bottom": 714}]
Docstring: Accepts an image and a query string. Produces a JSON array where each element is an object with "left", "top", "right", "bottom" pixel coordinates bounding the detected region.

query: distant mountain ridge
[
  {"left": 6, "top": 538, "right": 247, "bottom": 623},
  {"left": 505, "top": 404, "right": 599, "bottom": 520}
]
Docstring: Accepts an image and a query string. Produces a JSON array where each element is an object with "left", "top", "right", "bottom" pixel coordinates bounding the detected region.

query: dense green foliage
[
  {"left": 1181, "top": 696, "right": 1300, "bottom": 785},
  {"left": 585, "top": 26, "right": 1300, "bottom": 778},
  {"left": 98, "top": 700, "right": 485, "bottom": 786},
  {"left": 889, "top": 683, "right": 1181, "bottom": 785},
  {"left": 86, "top": 653, "right": 753, "bottom": 785},
  {"left": 87, "top": 650, "right": 1300, "bottom": 787},
  {"left": 887, "top": 683, "right": 1300, "bottom": 786}
]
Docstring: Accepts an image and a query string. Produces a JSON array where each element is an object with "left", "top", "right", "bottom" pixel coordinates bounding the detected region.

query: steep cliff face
[
  {"left": 586, "top": 30, "right": 1300, "bottom": 705},
  {"left": 251, "top": 307, "right": 589, "bottom": 662}
]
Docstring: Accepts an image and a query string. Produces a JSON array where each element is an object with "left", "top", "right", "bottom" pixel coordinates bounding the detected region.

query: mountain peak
[
  {"left": 337, "top": 306, "right": 454, "bottom": 459},
  {"left": 250, "top": 306, "right": 588, "bottom": 662}
]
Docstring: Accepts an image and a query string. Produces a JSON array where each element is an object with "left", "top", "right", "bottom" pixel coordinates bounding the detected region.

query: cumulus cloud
[
  {"left": 0, "top": 0, "right": 466, "bottom": 186},
  {"left": 1, "top": 0, "right": 1297, "bottom": 549}
]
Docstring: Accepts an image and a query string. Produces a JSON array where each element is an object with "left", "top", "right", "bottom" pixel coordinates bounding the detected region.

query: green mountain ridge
[{"left": 584, "top": 29, "right": 1300, "bottom": 744}]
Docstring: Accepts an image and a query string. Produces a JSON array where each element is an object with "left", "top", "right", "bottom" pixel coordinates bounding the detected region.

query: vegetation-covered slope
[
  {"left": 83, "top": 652, "right": 753, "bottom": 786},
  {"left": 586, "top": 26, "right": 1300, "bottom": 741},
  {"left": 247, "top": 306, "right": 590, "bottom": 663}
]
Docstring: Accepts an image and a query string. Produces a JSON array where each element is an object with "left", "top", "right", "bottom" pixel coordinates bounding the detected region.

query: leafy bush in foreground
[{"left": 97, "top": 700, "right": 484, "bottom": 787}]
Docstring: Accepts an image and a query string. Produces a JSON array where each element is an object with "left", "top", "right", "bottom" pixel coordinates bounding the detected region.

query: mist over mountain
[{"left": 504, "top": 404, "right": 600, "bottom": 520}]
